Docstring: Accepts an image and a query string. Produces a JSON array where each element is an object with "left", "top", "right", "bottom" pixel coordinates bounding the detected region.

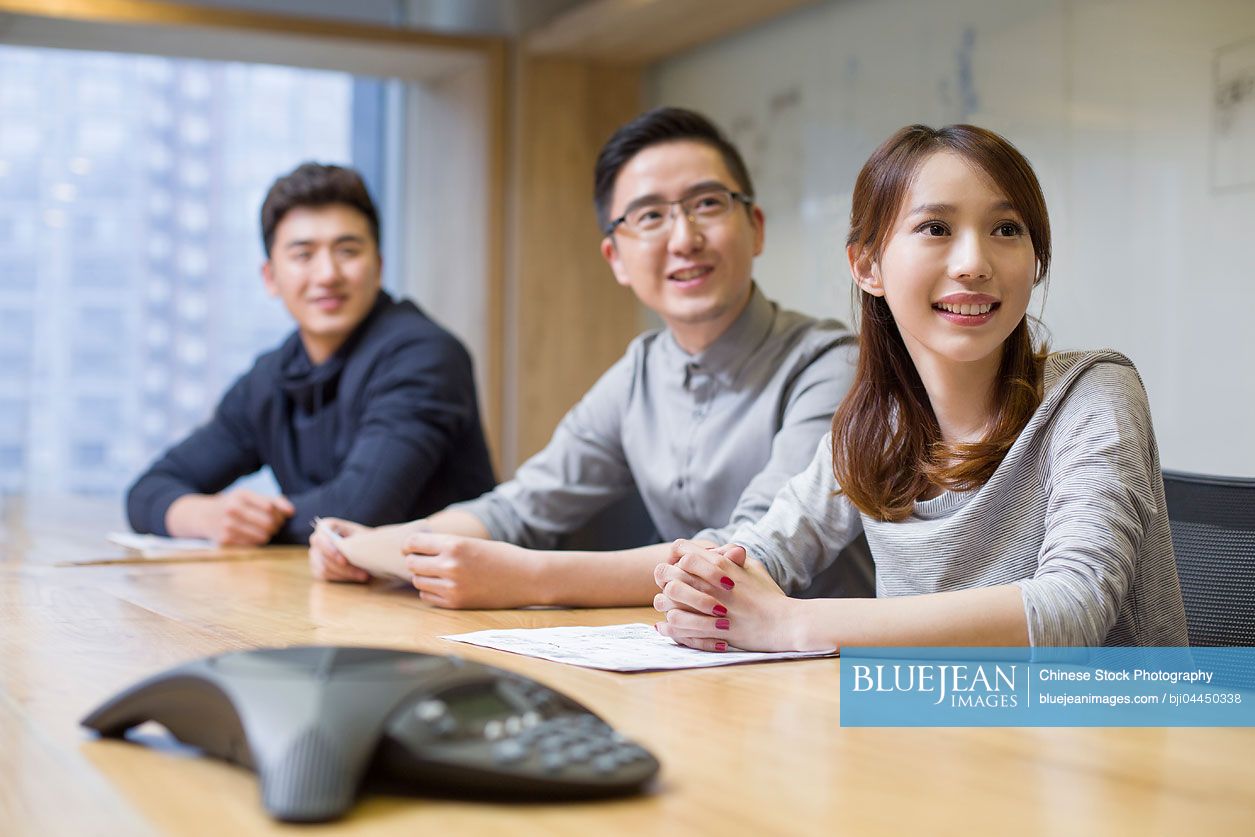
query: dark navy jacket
[{"left": 126, "top": 292, "right": 496, "bottom": 544}]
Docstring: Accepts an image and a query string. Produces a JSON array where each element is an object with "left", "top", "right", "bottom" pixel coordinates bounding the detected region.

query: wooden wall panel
[{"left": 505, "top": 57, "right": 643, "bottom": 469}]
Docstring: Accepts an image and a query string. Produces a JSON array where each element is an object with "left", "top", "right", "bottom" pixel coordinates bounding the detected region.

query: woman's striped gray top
[{"left": 731, "top": 350, "right": 1189, "bottom": 646}]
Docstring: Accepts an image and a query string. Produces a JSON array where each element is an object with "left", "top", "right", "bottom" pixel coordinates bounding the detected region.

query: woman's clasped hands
[{"left": 652, "top": 540, "right": 800, "bottom": 653}]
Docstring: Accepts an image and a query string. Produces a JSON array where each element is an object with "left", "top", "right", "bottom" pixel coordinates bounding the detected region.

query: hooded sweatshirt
[{"left": 126, "top": 292, "right": 495, "bottom": 544}]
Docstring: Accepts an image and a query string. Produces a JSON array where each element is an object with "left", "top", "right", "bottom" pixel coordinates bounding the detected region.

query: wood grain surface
[{"left": 2, "top": 496, "right": 1253, "bottom": 835}]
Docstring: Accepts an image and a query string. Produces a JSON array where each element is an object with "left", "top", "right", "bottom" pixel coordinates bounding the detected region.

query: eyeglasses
[{"left": 604, "top": 188, "right": 753, "bottom": 239}]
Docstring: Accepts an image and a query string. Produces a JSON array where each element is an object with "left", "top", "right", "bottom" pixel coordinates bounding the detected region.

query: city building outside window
[{"left": 0, "top": 45, "right": 390, "bottom": 497}]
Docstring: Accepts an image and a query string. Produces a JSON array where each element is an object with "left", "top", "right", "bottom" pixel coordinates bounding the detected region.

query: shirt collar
[{"left": 663, "top": 283, "right": 775, "bottom": 385}]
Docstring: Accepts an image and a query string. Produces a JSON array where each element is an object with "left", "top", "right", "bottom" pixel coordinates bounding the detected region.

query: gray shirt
[
  {"left": 732, "top": 350, "right": 1189, "bottom": 647},
  {"left": 453, "top": 285, "right": 858, "bottom": 552}
]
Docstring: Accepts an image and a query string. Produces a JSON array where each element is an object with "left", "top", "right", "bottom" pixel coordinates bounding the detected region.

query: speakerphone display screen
[{"left": 445, "top": 688, "right": 514, "bottom": 726}]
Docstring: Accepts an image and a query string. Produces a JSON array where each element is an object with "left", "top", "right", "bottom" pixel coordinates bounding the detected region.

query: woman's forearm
[
  {"left": 535, "top": 543, "right": 675, "bottom": 607},
  {"left": 789, "top": 585, "right": 1030, "bottom": 650}
]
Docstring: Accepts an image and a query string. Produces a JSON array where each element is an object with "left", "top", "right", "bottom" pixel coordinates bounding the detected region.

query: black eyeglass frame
[{"left": 602, "top": 189, "right": 754, "bottom": 237}]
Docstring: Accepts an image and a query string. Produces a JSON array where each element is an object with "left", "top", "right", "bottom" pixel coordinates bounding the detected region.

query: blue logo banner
[{"left": 840, "top": 647, "right": 1255, "bottom": 726}]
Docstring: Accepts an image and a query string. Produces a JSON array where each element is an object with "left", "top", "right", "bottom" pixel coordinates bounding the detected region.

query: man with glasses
[{"left": 310, "top": 107, "right": 871, "bottom": 606}]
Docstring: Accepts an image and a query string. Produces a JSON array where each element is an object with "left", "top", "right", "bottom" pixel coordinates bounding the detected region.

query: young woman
[{"left": 652, "top": 125, "right": 1188, "bottom": 651}]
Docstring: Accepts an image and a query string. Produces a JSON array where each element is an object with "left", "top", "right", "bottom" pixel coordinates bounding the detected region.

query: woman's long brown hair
[{"left": 832, "top": 125, "right": 1051, "bottom": 522}]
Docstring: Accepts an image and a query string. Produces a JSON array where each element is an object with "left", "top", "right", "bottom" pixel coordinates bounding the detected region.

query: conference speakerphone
[{"left": 81, "top": 646, "right": 660, "bottom": 822}]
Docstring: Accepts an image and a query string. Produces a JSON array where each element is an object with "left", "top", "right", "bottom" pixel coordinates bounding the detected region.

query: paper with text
[
  {"left": 442, "top": 623, "right": 836, "bottom": 672},
  {"left": 325, "top": 523, "right": 413, "bottom": 581},
  {"left": 107, "top": 532, "right": 214, "bottom": 556}
]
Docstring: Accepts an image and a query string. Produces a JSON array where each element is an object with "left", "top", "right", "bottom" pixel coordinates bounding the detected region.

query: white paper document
[
  {"left": 107, "top": 532, "right": 215, "bottom": 556},
  {"left": 442, "top": 623, "right": 836, "bottom": 672},
  {"left": 321, "top": 522, "right": 413, "bottom": 581}
]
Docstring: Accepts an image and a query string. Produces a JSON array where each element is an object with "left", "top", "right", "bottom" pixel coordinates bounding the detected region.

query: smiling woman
[
  {"left": 837, "top": 127, "right": 1050, "bottom": 519},
  {"left": 653, "top": 124, "right": 1189, "bottom": 653}
]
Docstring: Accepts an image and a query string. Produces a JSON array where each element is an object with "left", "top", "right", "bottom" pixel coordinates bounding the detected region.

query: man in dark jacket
[{"left": 126, "top": 163, "right": 495, "bottom": 545}]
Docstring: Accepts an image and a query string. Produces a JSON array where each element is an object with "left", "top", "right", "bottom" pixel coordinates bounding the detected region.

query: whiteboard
[{"left": 650, "top": 0, "right": 1255, "bottom": 477}]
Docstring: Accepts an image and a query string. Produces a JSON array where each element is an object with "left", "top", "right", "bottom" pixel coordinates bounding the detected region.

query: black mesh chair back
[
  {"left": 557, "top": 486, "right": 875, "bottom": 598},
  {"left": 1163, "top": 470, "right": 1255, "bottom": 646},
  {"left": 557, "top": 488, "right": 661, "bottom": 553}
]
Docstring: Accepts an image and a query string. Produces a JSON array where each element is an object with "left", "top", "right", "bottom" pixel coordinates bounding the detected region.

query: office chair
[
  {"left": 558, "top": 485, "right": 875, "bottom": 599},
  {"left": 1162, "top": 470, "right": 1255, "bottom": 646},
  {"left": 557, "top": 488, "right": 661, "bottom": 553}
]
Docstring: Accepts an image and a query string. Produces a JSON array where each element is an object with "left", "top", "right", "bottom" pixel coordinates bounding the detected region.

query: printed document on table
[
  {"left": 107, "top": 532, "right": 215, "bottom": 556},
  {"left": 442, "top": 623, "right": 837, "bottom": 672}
]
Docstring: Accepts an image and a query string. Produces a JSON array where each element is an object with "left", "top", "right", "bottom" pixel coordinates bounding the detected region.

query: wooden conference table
[{"left": 3, "top": 496, "right": 1254, "bottom": 836}]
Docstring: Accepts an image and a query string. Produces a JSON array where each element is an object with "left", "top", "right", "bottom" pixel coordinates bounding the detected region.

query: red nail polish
[
  {"left": 720, "top": 576, "right": 735, "bottom": 590},
  {"left": 712, "top": 604, "right": 728, "bottom": 617},
  {"left": 715, "top": 618, "right": 730, "bottom": 630},
  {"left": 715, "top": 641, "right": 728, "bottom": 652}
]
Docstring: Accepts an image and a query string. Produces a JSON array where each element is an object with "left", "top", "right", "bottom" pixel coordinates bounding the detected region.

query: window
[
  {"left": 0, "top": 400, "right": 27, "bottom": 438},
  {"left": 0, "top": 256, "right": 38, "bottom": 289},
  {"left": 0, "top": 44, "right": 393, "bottom": 496}
]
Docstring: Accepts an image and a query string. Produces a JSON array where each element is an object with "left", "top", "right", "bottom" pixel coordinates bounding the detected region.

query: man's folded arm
[{"left": 126, "top": 377, "right": 263, "bottom": 536}]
